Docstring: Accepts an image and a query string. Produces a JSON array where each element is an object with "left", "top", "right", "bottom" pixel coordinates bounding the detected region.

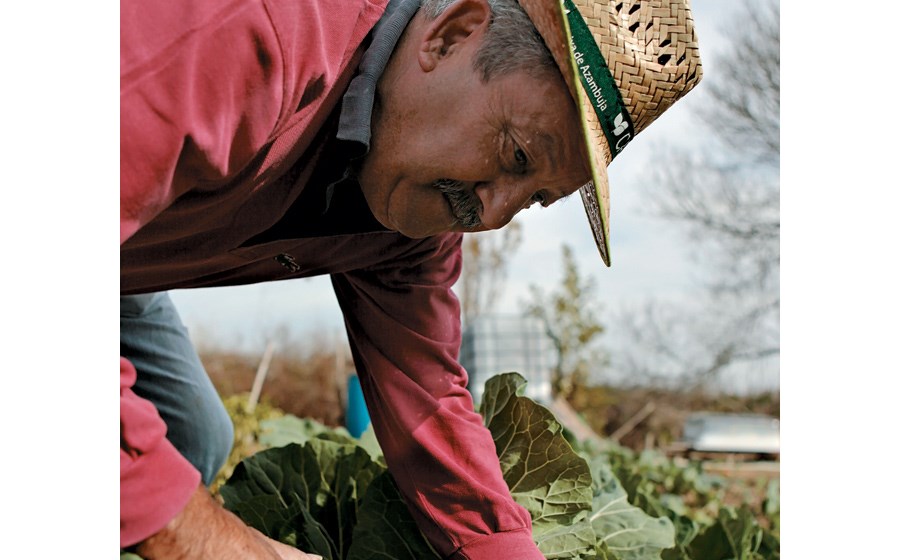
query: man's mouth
[{"left": 433, "top": 179, "right": 483, "bottom": 229}]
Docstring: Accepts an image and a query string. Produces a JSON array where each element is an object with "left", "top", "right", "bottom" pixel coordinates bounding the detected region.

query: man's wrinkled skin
[
  {"left": 358, "top": 0, "right": 590, "bottom": 238},
  {"left": 136, "top": 485, "right": 323, "bottom": 560}
]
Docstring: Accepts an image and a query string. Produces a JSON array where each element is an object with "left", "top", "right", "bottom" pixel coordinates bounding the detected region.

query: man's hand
[{"left": 136, "top": 484, "right": 322, "bottom": 560}]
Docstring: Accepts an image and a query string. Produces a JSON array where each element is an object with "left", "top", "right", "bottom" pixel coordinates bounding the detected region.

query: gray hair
[{"left": 419, "top": 0, "right": 556, "bottom": 81}]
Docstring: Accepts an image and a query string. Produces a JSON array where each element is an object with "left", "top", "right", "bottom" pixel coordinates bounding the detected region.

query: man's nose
[{"left": 475, "top": 181, "right": 534, "bottom": 230}]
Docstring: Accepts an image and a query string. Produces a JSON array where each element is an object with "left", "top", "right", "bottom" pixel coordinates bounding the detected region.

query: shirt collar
[{"left": 337, "top": 0, "right": 421, "bottom": 151}]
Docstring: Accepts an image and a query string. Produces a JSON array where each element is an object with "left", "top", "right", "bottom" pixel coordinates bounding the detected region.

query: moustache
[{"left": 434, "top": 178, "right": 483, "bottom": 229}]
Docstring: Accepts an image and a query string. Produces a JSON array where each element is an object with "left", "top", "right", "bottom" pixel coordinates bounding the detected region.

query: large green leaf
[
  {"left": 259, "top": 415, "right": 355, "bottom": 449},
  {"left": 355, "top": 424, "right": 385, "bottom": 465},
  {"left": 346, "top": 472, "right": 440, "bottom": 560},
  {"left": 537, "top": 516, "right": 600, "bottom": 559},
  {"left": 589, "top": 459, "right": 676, "bottom": 560},
  {"left": 220, "top": 443, "right": 330, "bottom": 555},
  {"left": 221, "top": 440, "right": 385, "bottom": 559},
  {"left": 326, "top": 441, "right": 384, "bottom": 558},
  {"left": 220, "top": 443, "right": 321, "bottom": 516},
  {"left": 260, "top": 414, "right": 385, "bottom": 469},
  {"left": 480, "top": 373, "right": 597, "bottom": 558}
]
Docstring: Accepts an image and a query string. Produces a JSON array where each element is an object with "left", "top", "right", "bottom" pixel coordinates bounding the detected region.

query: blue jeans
[{"left": 120, "top": 292, "right": 234, "bottom": 485}]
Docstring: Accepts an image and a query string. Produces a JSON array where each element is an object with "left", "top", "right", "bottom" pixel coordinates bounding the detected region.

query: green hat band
[{"left": 563, "top": 0, "right": 635, "bottom": 160}]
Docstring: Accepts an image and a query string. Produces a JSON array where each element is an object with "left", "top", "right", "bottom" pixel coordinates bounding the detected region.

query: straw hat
[{"left": 519, "top": 0, "right": 703, "bottom": 266}]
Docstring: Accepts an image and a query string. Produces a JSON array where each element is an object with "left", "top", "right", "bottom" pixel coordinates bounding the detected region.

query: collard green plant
[
  {"left": 480, "top": 372, "right": 596, "bottom": 558},
  {"left": 218, "top": 374, "right": 685, "bottom": 560},
  {"left": 587, "top": 459, "right": 675, "bottom": 560},
  {"left": 259, "top": 415, "right": 353, "bottom": 449},
  {"left": 125, "top": 373, "right": 778, "bottom": 559},
  {"left": 220, "top": 438, "right": 383, "bottom": 559},
  {"left": 346, "top": 471, "right": 441, "bottom": 560},
  {"left": 687, "top": 506, "right": 769, "bottom": 560}
]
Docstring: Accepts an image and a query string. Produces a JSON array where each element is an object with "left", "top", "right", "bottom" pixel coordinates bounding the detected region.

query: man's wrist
[{"left": 136, "top": 484, "right": 217, "bottom": 558}]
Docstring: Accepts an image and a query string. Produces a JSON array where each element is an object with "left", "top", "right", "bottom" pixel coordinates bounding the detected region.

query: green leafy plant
[
  {"left": 215, "top": 373, "right": 683, "bottom": 559},
  {"left": 210, "top": 393, "right": 286, "bottom": 494},
  {"left": 221, "top": 438, "right": 384, "bottom": 559},
  {"left": 123, "top": 373, "right": 779, "bottom": 559}
]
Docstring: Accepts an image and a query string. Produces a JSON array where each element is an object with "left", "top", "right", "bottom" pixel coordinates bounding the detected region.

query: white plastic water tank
[{"left": 459, "top": 315, "right": 554, "bottom": 404}]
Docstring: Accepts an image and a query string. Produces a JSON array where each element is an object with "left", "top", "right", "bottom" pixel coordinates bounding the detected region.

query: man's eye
[{"left": 514, "top": 146, "right": 528, "bottom": 170}]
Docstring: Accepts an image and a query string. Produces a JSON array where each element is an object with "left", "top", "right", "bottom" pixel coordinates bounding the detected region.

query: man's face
[{"left": 357, "top": 7, "right": 591, "bottom": 238}]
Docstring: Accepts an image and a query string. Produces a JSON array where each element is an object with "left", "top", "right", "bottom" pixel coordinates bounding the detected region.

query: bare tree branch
[
  {"left": 618, "top": 0, "right": 781, "bottom": 391},
  {"left": 699, "top": 1, "right": 780, "bottom": 161}
]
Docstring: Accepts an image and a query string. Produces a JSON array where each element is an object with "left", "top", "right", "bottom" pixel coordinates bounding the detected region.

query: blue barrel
[{"left": 345, "top": 373, "right": 371, "bottom": 438}]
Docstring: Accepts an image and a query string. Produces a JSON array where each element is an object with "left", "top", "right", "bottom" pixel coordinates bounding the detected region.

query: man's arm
[
  {"left": 135, "top": 483, "right": 320, "bottom": 560},
  {"left": 120, "top": 0, "right": 287, "bottom": 547},
  {"left": 121, "top": 359, "right": 318, "bottom": 560},
  {"left": 330, "top": 233, "right": 545, "bottom": 559}
]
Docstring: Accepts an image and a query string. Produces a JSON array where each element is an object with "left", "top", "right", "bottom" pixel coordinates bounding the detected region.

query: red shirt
[{"left": 120, "top": 1, "right": 541, "bottom": 557}]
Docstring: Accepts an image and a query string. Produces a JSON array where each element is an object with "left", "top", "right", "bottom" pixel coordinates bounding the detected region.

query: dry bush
[
  {"left": 202, "top": 352, "right": 258, "bottom": 396},
  {"left": 261, "top": 346, "right": 347, "bottom": 427},
  {"left": 199, "top": 328, "right": 354, "bottom": 429}
]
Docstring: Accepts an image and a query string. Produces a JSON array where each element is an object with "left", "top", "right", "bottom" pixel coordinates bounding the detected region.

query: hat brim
[{"left": 519, "top": 0, "right": 612, "bottom": 266}]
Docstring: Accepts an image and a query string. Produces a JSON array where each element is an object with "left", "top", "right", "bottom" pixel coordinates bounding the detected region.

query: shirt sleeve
[
  {"left": 120, "top": 358, "right": 201, "bottom": 547},
  {"left": 330, "top": 233, "right": 545, "bottom": 560},
  {"left": 119, "top": 0, "right": 284, "bottom": 546}
]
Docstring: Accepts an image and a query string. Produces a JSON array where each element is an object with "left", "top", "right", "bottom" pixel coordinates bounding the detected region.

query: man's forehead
[
  {"left": 521, "top": 130, "right": 557, "bottom": 166},
  {"left": 505, "top": 96, "right": 580, "bottom": 163}
]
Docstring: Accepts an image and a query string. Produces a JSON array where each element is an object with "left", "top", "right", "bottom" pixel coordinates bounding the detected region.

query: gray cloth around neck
[{"left": 337, "top": 0, "right": 422, "bottom": 152}]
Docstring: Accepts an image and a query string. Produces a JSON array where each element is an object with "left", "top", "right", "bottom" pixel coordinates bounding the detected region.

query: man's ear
[{"left": 418, "top": 0, "right": 491, "bottom": 72}]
